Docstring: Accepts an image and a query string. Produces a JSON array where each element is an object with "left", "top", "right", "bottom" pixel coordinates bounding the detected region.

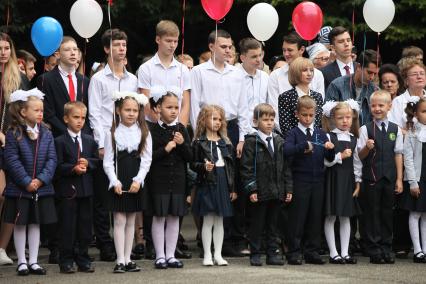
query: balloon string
[
  {"left": 108, "top": 1, "right": 114, "bottom": 78},
  {"left": 376, "top": 32, "right": 380, "bottom": 70},
  {"left": 213, "top": 20, "right": 217, "bottom": 67},
  {"left": 6, "top": 0, "right": 10, "bottom": 32},
  {"left": 351, "top": 3, "right": 355, "bottom": 43},
  {"left": 81, "top": 39, "right": 87, "bottom": 104},
  {"left": 180, "top": 0, "right": 186, "bottom": 91}
]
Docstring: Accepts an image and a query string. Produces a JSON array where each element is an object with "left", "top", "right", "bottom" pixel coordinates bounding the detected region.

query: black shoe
[
  {"left": 16, "top": 263, "right": 29, "bottom": 276},
  {"left": 175, "top": 247, "right": 192, "bottom": 259},
  {"left": 113, "top": 263, "right": 126, "bottom": 273},
  {"left": 131, "top": 252, "right": 143, "bottom": 260},
  {"left": 222, "top": 246, "right": 245, "bottom": 257},
  {"left": 178, "top": 242, "right": 189, "bottom": 251},
  {"left": 78, "top": 264, "right": 95, "bottom": 273},
  {"left": 60, "top": 264, "right": 76, "bottom": 274},
  {"left": 370, "top": 255, "right": 385, "bottom": 264},
  {"left": 48, "top": 250, "right": 59, "bottom": 264},
  {"left": 395, "top": 250, "right": 409, "bottom": 259},
  {"left": 133, "top": 244, "right": 145, "bottom": 255},
  {"left": 250, "top": 255, "right": 262, "bottom": 266},
  {"left": 100, "top": 248, "right": 116, "bottom": 262},
  {"left": 154, "top": 258, "right": 167, "bottom": 269},
  {"left": 383, "top": 253, "right": 395, "bottom": 264},
  {"left": 29, "top": 263, "right": 47, "bottom": 275},
  {"left": 125, "top": 261, "right": 141, "bottom": 272},
  {"left": 166, "top": 258, "right": 184, "bottom": 268},
  {"left": 343, "top": 255, "right": 357, "bottom": 264},
  {"left": 329, "top": 255, "right": 345, "bottom": 264},
  {"left": 145, "top": 243, "right": 155, "bottom": 260},
  {"left": 413, "top": 252, "right": 426, "bottom": 263},
  {"left": 305, "top": 255, "right": 325, "bottom": 265},
  {"left": 287, "top": 258, "right": 302, "bottom": 265},
  {"left": 266, "top": 255, "right": 284, "bottom": 266}
]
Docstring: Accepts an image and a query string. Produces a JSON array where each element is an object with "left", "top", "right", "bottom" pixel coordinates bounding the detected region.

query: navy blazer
[
  {"left": 4, "top": 125, "right": 57, "bottom": 199},
  {"left": 54, "top": 132, "right": 99, "bottom": 198},
  {"left": 37, "top": 67, "right": 91, "bottom": 137}
]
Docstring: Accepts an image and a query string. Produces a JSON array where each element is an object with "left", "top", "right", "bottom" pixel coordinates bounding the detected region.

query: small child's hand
[
  {"left": 128, "top": 181, "right": 141, "bottom": 193},
  {"left": 186, "top": 195, "right": 192, "bottom": 205},
  {"left": 249, "top": 193, "right": 258, "bottom": 203},
  {"left": 26, "top": 182, "right": 37, "bottom": 193},
  {"left": 410, "top": 187, "right": 421, "bottom": 198},
  {"left": 78, "top": 158, "right": 89, "bottom": 168},
  {"left": 173, "top": 132, "right": 184, "bottom": 145},
  {"left": 73, "top": 164, "right": 86, "bottom": 175},
  {"left": 341, "top": 148, "right": 352, "bottom": 159},
  {"left": 353, "top": 183, "right": 360, "bottom": 197},
  {"left": 366, "top": 139, "right": 375, "bottom": 150},
  {"left": 114, "top": 184, "right": 123, "bottom": 195},
  {"left": 165, "top": 141, "right": 177, "bottom": 152},
  {"left": 0, "top": 131, "right": 5, "bottom": 147},
  {"left": 324, "top": 141, "right": 334, "bottom": 150},
  {"left": 205, "top": 160, "right": 214, "bottom": 172},
  {"left": 304, "top": 141, "right": 313, "bottom": 153},
  {"left": 230, "top": 192, "right": 237, "bottom": 202},
  {"left": 285, "top": 193, "right": 292, "bottom": 203}
]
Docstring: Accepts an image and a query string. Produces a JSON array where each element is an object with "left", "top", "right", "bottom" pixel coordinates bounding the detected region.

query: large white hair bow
[{"left": 10, "top": 88, "right": 45, "bottom": 102}]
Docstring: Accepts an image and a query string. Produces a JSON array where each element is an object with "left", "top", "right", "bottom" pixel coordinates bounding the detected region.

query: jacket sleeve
[
  {"left": 239, "top": 138, "right": 257, "bottom": 194},
  {"left": 283, "top": 130, "right": 308, "bottom": 156},
  {"left": 325, "top": 81, "right": 340, "bottom": 102},
  {"left": 4, "top": 131, "right": 32, "bottom": 188},
  {"left": 42, "top": 81, "right": 67, "bottom": 135},
  {"left": 54, "top": 137, "right": 76, "bottom": 177},
  {"left": 37, "top": 132, "right": 58, "bottom": 185},
  {"left": 404, "top": 133, "right": 418, "bottom": 189},
  {"left": 190, "top": 140, "right": 206, "bottom": 176},
  {"left": 283, "top": 153, "right": 293, "bottom": 195},
  {"left": 86, "top": 139, "right": 99, "bottom": 172},
  {"left": 176, "top": 127, "right": 193, "bottom": 162}
]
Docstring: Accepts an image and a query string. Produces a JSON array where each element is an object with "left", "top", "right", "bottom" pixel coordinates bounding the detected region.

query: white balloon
[
  {"left": 363, "top": 0, "right": 395, "bottom": 32},
  {"left": 70, "top": 0, "right": 103, "bottom": 39},
  {"left": 247, "top": 3, "right": 279, "bottom": 42}
]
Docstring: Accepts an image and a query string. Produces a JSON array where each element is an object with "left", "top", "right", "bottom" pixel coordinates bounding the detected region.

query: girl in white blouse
[{"left": 103, "top": 92, "right": 152, "bottom": 273}]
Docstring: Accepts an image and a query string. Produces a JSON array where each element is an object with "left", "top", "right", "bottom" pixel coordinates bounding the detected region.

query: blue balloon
[{"left": 31, "top": 17, "right": 63, "bottom": 57}]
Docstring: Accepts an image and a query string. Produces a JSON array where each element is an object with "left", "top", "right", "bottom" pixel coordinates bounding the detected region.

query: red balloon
[
  {"left": 201, "top": 0, "right": 234, "bottom": 21},
  {"left": 292, "top": 2, "right": 323, "bottom": 40}
]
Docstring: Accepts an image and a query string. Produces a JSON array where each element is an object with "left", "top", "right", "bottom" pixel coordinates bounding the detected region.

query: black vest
[{"left": 362, "top": 121, "right": 398, "bottom": 182}]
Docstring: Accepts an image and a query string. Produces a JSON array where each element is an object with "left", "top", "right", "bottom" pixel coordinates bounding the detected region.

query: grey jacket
[{"left": 403, "top": 123, "right": 426, "bottom": 189}]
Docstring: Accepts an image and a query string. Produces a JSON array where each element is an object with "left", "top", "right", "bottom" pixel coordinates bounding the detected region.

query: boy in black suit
[{"left": 55, "top": 102, "right": 99, "bottom": 273}]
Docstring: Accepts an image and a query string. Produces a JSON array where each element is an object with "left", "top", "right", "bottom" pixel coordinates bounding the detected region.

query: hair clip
[
  {"left": 10, "top": 88, "right": 45, "bottom": 103},
  {"left": 112, "top": 91, "right": 149, "bottom": 106}
]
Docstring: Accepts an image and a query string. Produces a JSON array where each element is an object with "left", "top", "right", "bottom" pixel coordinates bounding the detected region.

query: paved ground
[{"left": 1, "top": 219, "right": 425, "bottom": 283}]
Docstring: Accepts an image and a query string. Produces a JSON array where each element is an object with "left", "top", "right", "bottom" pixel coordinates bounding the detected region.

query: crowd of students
[{"left": 0, "top": 18, "right": 425, "bottom": 277}]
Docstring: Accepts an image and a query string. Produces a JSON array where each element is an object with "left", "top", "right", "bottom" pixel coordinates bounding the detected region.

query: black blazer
[
  {"left": 54, "top": 132, "right": 99, "bottom": 198},
  {"left": 321, "top": 61, "right": 358, "bottom": 91},
  {"left": 37, "top": 66, "right": 91, "bottom": 137}
]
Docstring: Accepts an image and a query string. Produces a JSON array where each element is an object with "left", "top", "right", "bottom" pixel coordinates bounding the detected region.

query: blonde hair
[
  {"left": 194, "top": 105, "right": 230, "bottom": 143},
  {"left": 64, "top": 101, "right": 87, "bottom": 116},
  {"left": 398, "top": 57, "right": 426, "bottom": 84},
  {"left": 156, "top": 20, "right": 179, "bottom": 37},
  {"left": 296, "top": 95, "right": 317, "bottom": 112},
  {"left": 370, "top": 90, "right": 392, "bottom": 103},
  {"left": 0, "top": 33, "right": 21, "bottom": 103},
  {"left": 8, "top": 96, "right": 42, "bottom": 140},
  {"left": 288, "top": 57, "right": 314, "bottom": 86},
  {"left": 322, "top": 102, "right": 359, "bottom": 137}
]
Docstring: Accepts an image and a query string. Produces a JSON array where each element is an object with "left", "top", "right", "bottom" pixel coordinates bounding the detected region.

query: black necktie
[
  {"left": 306, "top": 128, "right": 312, "bottom": 141},
  {"left": 266, "top": 136, "right": 274, "bottom": 156},
  {"left": 74, "top": 135, "right": 80, "bottom": 151},
  {"left": 381, "top": 122, "right": 386, "bottom": 134}
]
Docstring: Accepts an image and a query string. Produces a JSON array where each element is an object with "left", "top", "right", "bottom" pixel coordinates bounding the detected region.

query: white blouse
[{"left": 103, "top": 123, "right": 152, "bottom": 189}]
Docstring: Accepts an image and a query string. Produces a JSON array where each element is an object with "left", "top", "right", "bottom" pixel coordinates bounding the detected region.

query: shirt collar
[
  {"left": 205, "top": 59, "right": 233, "bottom": 74},
  {"left": 298, "top": 122, "right": 314, "bottom": 133},
  {"left": 331, "top": 128, "right": 353, "bottom": 136},
  {"left": 238, "top": 64, "right": 260, "bottom": 79},
  {"left": 373, "top": 118, "right": 389, "bottom": 128},
  {"left": 152, "top": 53, "right": 178, "bottom": 68},
  {"left": 336, "top": 59, "right": 353, "bottom": 71},
  {"left": 104, "top": 63, "right": 130, "bottom": 78},
  {"left": 295, "top": 86, "right": 309, "bottom": 97},
  {"left": 257, "top": 130, "right": 272, "bottom": 141},
  {"left": 58, "top": 65, "right": 75, "bottom": 77},
  {"left": 26, "top": 124, "right": 39, "bottom": 134},
  {"left": 119, "top": 122, "right": 138, "bottom": 131},
  {"left": 158, "top": 119, "right": 178, "bottom": 128},
  {"left": 67, "top": 129, "right": 81, "bottom": 139}
]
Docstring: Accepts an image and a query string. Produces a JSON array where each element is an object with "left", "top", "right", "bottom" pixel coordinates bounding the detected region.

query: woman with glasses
[{"left": 306, "top": 43, "right": 330, "bottom": 69}]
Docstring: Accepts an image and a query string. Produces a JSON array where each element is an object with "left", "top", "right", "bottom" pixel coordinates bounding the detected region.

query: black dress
[
  {"left": 324, "top": 133, "right": 361, "bottom": 217},
  {"left": 401, "top": 142, "right": 426, "bottom": 212},
  {"left": 107, "top": 150, "right": 143, "bottom": 212}
]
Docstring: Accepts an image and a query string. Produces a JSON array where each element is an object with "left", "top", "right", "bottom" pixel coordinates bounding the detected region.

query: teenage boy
[
  {"left": 37, "top": 36, "right": 91, "bottom": 138},
  {"left": 283, "top": 95, "right": 335, "bottom": 265},
  {"left": 240, "top": 103, "right": 292, "bottom": 266},
  {"left": 16, "top": 49, "right": 37, "bottom": 82},
  {"left": 268, "top": 32, "right": 325, "bottom": 128},
  {"left": 321, "top": 26, "right": 355, "bottom": 90},
  {"left": 89, "top": 28, "right": 138, "bottom": 261},
  {"left": 138, "top": 20, "right": 190, "bottom": 125},
  {"left": 238, "top": 38, "right": 269, "bottom": 125},
  {"left": 357, "top": 90, "right": 403, "bottom": 264},
  {"left": 55, "top": 102, "right": 99, "bottom": 273}
]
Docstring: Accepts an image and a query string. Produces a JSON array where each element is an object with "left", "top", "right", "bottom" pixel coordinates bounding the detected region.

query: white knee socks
[
  {"left": 124, "top": 213, "right": 136, "bottom": 264},
  {"left": 201, "top": 214, "right": 226, "bottom": 265},
  {"left": 212, "top": 216, "right": 225, "bottom": 261},
  {"left": 339, "top": 217, "right": 351, "bottom": 258},
  {"left": 324, "top": 215, "right": 338, "bottom": 258},
  {"left": 165, "top": 216, "right": 179, "bottom": 261},
  {"left": 14, "top": 224, "right": 41, "bottom": 270},
  {"left": 14, "top": 225, "right": 27, "bottom": 268},
  {"left": 152, "top": 216, "right": 180, "bottom": 262},
  {"left": 409, "top": 211, "right": 426, "bottom": 254},
  {"left": 324, "top": 215, "right": 351, "bottom": 258},
  {"left": 114, "top": 212, "right": 126, "bottom": 264}
]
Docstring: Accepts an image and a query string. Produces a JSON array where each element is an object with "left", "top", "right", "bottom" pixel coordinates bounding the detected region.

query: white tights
[
  {"left": 151, "top": 216, "right": 179, "bottom": 262},
  {"left": 14, "top": 224, "right": 40, "bottom": 270},
  {"left": 202, "top": 214, "right": 224, "bottom": 260},
  {"left": 409, "top": 211, "right": 426, "bottom": 254},
  {"left": 324, "top": 215, "right": 351, "bottom": 258},
  {"left": 113, "top": 212, "right": 136, "bottom": 265}
]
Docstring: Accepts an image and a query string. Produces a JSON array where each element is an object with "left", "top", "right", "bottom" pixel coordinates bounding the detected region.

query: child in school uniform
[
  {"left": 240, "top": 103, "right": 293, "bottom": 266},
  {"left": 54, "top": 101, "right": 99, "bottom": 273},
  {"left": 357, "top": 90, "right": 403, "bottom": 264},
  {"left": 191, "top": 105, "right": 237, "bottom": 266},
  {"left": 322, "top": 100, "right": 362, "bottom": 264},
  {"left": 283, "top": 95, "right": 335, "bottom": 265},
  {"left": 401, "top": 96, "right": 426, "bottom": 263},
  {"left": 103, "top": 92, "right": 152, "bottom": 273},
  {"left": 145, "top": 89, "right": 192, "bottom": 269},
  {"left": 2, "top": 89, "right": 57, "bottom": 276}
]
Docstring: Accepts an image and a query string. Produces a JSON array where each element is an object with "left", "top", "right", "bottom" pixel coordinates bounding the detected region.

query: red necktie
[
  {"left": 344, "top": 65, "right": 350, "bottom": 76},
  {"left": 68, "top": 74, "right": 76, "bottom": 101}
]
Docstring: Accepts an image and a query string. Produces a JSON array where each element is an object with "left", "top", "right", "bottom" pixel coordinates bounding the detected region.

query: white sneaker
[{"left": 0, "top": 248, "right": 13, "bottom": 265}]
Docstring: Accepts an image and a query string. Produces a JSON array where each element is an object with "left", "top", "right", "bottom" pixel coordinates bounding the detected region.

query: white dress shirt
[
  {"left": 257, "top": 130, "right": 274, "bottom": 152},
  {"left": 88, "top": 64, "right": 138, "bottom": 149},
  {"left": 67, "top": 129, "right": 83, "bottom": 151},
  {"left": 103, "top": 123, "right": 152, "bottom": 189},
  {"left": 388, "top": 89, "right": 426, "bottom": 128},
  {"left": 267, "top": 64, "right": 325, "bottom": 126},
  {"left": 297, "top": 122, "right": 315, "bottom": 136},
  {"left": 237, "top": 65, "right": 269, "bottom": 125},
  {"left": 325, "top": 128, "right": 362, "bottom": 182},
  {"left": 58, "top": 65, "right": 77, "bottom": 96},
  {"left": 336, "top": 59, "right": 355, "bottom": 76},
  {"left": 190, "top": 59, "right": 251, "bottom": 141}
]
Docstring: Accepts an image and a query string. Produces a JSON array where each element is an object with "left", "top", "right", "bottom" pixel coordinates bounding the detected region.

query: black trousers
[
  {"left": 93, "top": 164, "right": 114, "bottom": 250},
  {"left": 359, "top": 178, "right": 394, "bottom": 257},
  {"left": 393, "top": 185, "right": 411, "bottom": 253},
  {"left": 59, "top": 196, "right": 93, "bottom": 267},
  {"left": 248, "top": 199, "right": 280, "bottom": 256},
  {"left": 287, "top": 180, "right": 324, "bottom": 259}
]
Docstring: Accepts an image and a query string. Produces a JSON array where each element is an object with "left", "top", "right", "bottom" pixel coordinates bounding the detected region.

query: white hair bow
[
  {"left": 150, "top": 85, "right": 182, "bottom": 103},
  {"left": 10, "top": 88, "right": 45, "bottom": 103},
  {"left": 322, "top": 99, "right": 360, "bottom": 117},
  {"left": 112, "top": 91, "right": 149, "bottom": 106}
]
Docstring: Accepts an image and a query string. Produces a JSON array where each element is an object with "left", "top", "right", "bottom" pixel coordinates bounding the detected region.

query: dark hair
[
  {"left": 208, "top": 30, "right": 231, "bottom": 45},
  {"left": 378, "top": 64, "right": 405, "bottom": 96},
  {"left": 405, "top": 97, "right": 426, "bottom": 130},
  {"left": 112, "top": 97, "right": 149, "bottom": 153},
  {"left": 356, "top": 49, "right": 381, "bottom": 67},
  {"left": 16, "top": 49, "right": 36, "bottom": 63},
  {"left": 238, "top": 38, "right": 262, "bottom": 55},
  {"left": 101, "top": 29, "right": 128, "bottom": 48},
  {"left": 328, "top": 26, "right": 349, "bottom": 45},
  {"left": 149, "top": 92, "right": 178, "bottom": 111},
  {"left": 268, "top": 55, "right": 285, "bottom": 70},
  {"left": 253, "top": 103, "right": 275, "bottom": 120},
  {"left": 283, "top": 32, "right": 307, "bottom": 50}
]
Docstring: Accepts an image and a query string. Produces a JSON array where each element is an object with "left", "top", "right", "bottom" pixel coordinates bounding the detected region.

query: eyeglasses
[
  {"left": 314, "top": 56, "right": 330, "bottom": 62},
  {"left": 407, "top": 72, "right": 426, "bottom": 77}
]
